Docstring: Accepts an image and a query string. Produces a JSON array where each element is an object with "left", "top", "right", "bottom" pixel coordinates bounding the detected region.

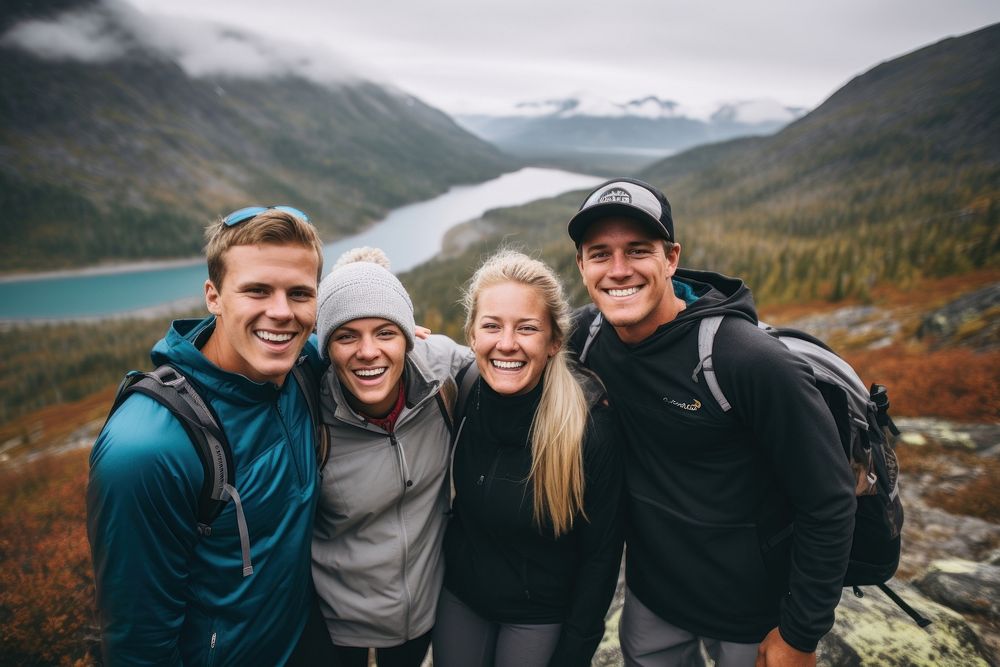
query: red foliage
[
  {"left": 846, "top": 345, "right": 1000, "bottom": 422},
  {"left": 0, "top": 449, "right": 99, "bottom": 666}
]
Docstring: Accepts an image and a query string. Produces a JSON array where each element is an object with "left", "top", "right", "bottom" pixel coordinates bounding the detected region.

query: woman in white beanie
[{"left": 304, "top": 247, "right": 471, "bottom": 667}]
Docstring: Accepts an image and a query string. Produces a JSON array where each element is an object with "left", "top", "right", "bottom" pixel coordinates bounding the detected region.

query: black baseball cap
[{"left": 567, "top": 177, "right": 674, "bottom": 246}]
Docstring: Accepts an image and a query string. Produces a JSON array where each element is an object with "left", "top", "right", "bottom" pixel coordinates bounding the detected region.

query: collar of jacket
[
  {"left": 151, "top": 316, "right": 307, "bottom": 406},
  {"left": 320, "top": 338, "right": 443, "bottom": 428}
]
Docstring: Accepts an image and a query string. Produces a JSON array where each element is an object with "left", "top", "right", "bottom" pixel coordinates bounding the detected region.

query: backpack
[
  {"left": 577, "top": 310, "right": 930, "bottom": 626},
  {"left": 101, "top": 359, "right": 321, "bottom": 578}
]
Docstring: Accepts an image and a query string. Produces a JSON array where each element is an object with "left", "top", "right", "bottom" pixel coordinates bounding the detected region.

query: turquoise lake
[{"left": 0, "top": 168, "right": 601, "bottom": 321}]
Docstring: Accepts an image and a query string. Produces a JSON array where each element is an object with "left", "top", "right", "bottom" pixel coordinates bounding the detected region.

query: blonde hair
[
  {"left": 463, "top": 249, "right": 589, "bottom": 537},
  {"left": 204, "top": 209, "right": 324, "bottom": 288}
]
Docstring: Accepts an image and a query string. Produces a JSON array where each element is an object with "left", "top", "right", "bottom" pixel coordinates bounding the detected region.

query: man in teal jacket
[{"left": 87, "top": 206, "right": 325, "bottom": 666}]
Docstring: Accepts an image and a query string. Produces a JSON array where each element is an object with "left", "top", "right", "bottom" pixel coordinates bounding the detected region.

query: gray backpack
[
  {"left": 577, "top": 311, "right": 928, "bottom": 626},
  {"left": 101, "top": 360, "right": 320, "bottom": 578}
]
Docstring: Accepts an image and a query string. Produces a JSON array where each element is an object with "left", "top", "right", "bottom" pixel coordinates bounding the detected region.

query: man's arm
[
  {"left": 420, "top": 333, "right": 474, "bottom": 378},
  {"left": 718, "top": 322, "right": 856, "bottom": 654},
  {"left": 87, "top": 396, "right": 204, "bottom": 666}
]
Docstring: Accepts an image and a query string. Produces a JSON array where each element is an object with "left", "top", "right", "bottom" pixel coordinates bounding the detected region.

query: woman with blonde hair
[{"left": 432, "top": 249, "right": 624, "bottom": 667}]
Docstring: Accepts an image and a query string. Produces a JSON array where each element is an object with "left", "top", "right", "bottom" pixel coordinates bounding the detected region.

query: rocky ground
[
  {"left": 596, "top": 285, "right": 1000, "bottom": 665},
  {"left": 587, "top": 420, "right": 1000, "bottom": 667}
]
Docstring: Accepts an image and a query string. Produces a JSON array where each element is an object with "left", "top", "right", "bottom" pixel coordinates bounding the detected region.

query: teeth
[
  {"left": 256, "top": 331, "right": 294, "bottom": 342},
  {"left": 355, "top": 368, "right": 387, "bottom": 377},
  {"left": 492, "top": 360, "right": 525, "bottom": 370},
  {"left": 607, "top": 287, "right": 639, "bottom": 297}
]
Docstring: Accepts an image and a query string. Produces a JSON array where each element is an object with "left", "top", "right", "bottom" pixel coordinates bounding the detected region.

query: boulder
[
  {"left": 818, "top": 583, "right": 993, "bottom": 666},
  {"left": 593, "top": 578, "right": 995, "bottom": 666},
  {"left": 916, "top": 283, "right": 1000, "bottom": 351},
  {"left": 914, "top": 559, "right": 1000, "bottom": 620}
]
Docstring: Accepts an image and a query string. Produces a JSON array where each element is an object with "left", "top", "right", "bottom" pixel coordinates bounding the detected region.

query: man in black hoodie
[{"left": 566, "top": 178, "right": 856, "bottom": 667}]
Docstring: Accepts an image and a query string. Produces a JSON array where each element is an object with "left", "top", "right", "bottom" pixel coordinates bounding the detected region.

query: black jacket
[
  {"left": 444, "top": 372, "right": 624, "bottom": 666},
  {"left": 569, "top": 268, "right": 855, "bottom": 652}
]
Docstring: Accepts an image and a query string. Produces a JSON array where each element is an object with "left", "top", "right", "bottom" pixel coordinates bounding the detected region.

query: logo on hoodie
[{"left": 663, "top": 396, "right": 702, "bottom": 411}]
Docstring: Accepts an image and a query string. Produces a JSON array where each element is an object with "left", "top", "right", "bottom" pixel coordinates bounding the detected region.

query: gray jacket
[{"left": 312, "top": 335, "right": 471, "bottom": 647}]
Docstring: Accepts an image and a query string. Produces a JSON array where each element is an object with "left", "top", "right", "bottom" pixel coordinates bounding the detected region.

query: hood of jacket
[
  {"left": 619, "top": 267, "right": 758, "bottom": 352},
  {"left": 320, "top": 335, "right": 451, "bottom": 428},
  {"left": 151, "top": 316, "right": 297, "bottom": 406}
]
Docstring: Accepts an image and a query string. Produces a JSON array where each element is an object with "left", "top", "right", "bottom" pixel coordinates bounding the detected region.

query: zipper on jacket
[
  {"left": 207, "top": 630, "right": 218, "bottom": 667},
  {"left": 390, "top": 431, "right": 415, "bottom": 636},
  {"left": 274, "top": 399, "right": 305, "bottom": 488},
  {"left": 521, "top": 561, "right": 531, "bottom": 600}
]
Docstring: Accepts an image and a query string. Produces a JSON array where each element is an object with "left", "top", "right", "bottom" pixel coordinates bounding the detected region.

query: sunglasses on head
[{"left": 222, "top": 205, "right": 311, "bottom": 227}]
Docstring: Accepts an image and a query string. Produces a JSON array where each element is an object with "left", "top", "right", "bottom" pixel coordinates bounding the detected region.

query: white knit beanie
[{"left": 316, "top": 247, "right": 416, "bottom": 358}]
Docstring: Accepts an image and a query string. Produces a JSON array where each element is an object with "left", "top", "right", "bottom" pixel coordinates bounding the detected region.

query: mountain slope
[
  {"left": 0, "top": 1, "right": 515, "bottom": 272},
  {"left": 401, "top": 24, "right": 1000, "bottom": 335},
  {"left": 639, "top": 23, "right": 999, "bottom": 300}
]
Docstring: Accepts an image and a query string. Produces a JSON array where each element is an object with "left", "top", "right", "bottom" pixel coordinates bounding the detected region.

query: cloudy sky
[{"left": 14, "top": 0, "right": 1000, "bottom": 118}]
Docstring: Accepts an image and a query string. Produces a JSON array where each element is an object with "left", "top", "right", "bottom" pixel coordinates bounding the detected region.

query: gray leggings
[{"left": 432, "top": 587, "right": 563, "bottom": 667}]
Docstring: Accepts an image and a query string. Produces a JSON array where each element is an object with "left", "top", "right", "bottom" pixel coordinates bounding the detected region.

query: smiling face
[
  {"left": 327, "top": 318, "right": 407, "bottom": 417},
  {"left": 471, "top": 281, "right": 560, "bottom": 396},
  {"left": 203, "top": 242, "right": 319, "bottom": 386},
  {"left": 576, "top": 216, "right": 683, "bottom": 344}
]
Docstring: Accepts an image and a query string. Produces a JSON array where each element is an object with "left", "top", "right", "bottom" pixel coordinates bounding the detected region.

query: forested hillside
[
  {"left": 0, "top": 0, "right": 515, "bottom": 272},
  {"left": 402, "top": 23, "right": 1000, "bottom": 335}
]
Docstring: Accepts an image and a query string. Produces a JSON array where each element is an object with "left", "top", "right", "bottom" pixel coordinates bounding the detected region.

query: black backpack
[
  {"left": 101, "top": 359, "right": 321, "bottom": 578},
  {"left": 576, "top": 310, "right": 929, "bottom": 626}
]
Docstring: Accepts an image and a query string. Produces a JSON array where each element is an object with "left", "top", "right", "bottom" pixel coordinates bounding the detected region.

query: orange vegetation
[
  {"left": 0, "top": 387, "right": 115, "bottom": 461},
  {"left": 846, "top": 344, "right": 1000, "bottom": 422},
  {"left": 0, "top": 449, "right": 98, "bottom": 666},
  {"left": 760, "top": 268, "right": 1000, "bottom": 322}
]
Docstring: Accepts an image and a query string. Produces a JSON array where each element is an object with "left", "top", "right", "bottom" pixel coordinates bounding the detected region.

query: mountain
[
  {"left": 0, "top": 0, "right": 516, "bottom": 273},
  {"left": 402, "top": 23, "right": 1000, "bottom": 338},
  {"left": 456, "top": 94, "right": 804, "bottom": 170}
]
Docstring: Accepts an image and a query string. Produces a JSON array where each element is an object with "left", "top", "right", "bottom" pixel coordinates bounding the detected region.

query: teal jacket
[{"left": 87, "top": 317, "right": 320, "bottom": 666}]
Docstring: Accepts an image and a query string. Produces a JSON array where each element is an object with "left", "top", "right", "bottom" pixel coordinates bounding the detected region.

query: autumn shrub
[
  {"left": 0, "top": 449, "right": 98, "bottom": 666},
  {"left": 925, "top": 460, "right": 1000, "bottom": 522},
  {"left": 845, "top": 345, "right": 1000, "bottom": 422}
]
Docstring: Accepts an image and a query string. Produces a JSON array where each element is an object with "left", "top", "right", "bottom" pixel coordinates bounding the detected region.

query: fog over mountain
[
  {"left": 0, "top": 0, "right": 513, "bottom": 273},
  {"left": 1, "top": 0, "right": 369, "bottom": 86}
]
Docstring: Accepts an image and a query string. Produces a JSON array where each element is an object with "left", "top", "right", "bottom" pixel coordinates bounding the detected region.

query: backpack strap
[
  {"left": 291, "top": 360, "right": 328, "bottom": 469},
  {"left": 578, "top": 312, "right": 603, "bottom": 365},
  {"left": 455, "top": 361, "right": 480, "bottom": 425},
  {"left": 692, "top": 315, "right": 732, "bottom": 412},
  {"left": 105, "top": 365, "right": 254, "bottom": 577},
  {"left": 870, "top": 383, "right": 901, "bottom": 436},
  {"left": 446, "top": 362, "right": 480, "bottom": 506},
  {"left": 435, "top": 375, "right": 458, "bottom": 436}
]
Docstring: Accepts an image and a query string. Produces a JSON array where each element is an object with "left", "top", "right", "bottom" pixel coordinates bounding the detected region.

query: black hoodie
[{"left": 569, "top": 268, "right": 855, "bottom": 652}]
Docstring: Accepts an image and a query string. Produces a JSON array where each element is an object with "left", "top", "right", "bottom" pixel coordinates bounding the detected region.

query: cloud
[
  {"left": 0, "top": 0, "right": 364, "bottom": 86},
  {"left": 0, "top": 5, "right": 130, "bottom": 63}
]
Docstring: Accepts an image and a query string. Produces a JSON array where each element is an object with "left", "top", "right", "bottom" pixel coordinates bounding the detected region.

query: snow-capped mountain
[{"left": 456, "top": 94, "right": 806, "bottom": 161}]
